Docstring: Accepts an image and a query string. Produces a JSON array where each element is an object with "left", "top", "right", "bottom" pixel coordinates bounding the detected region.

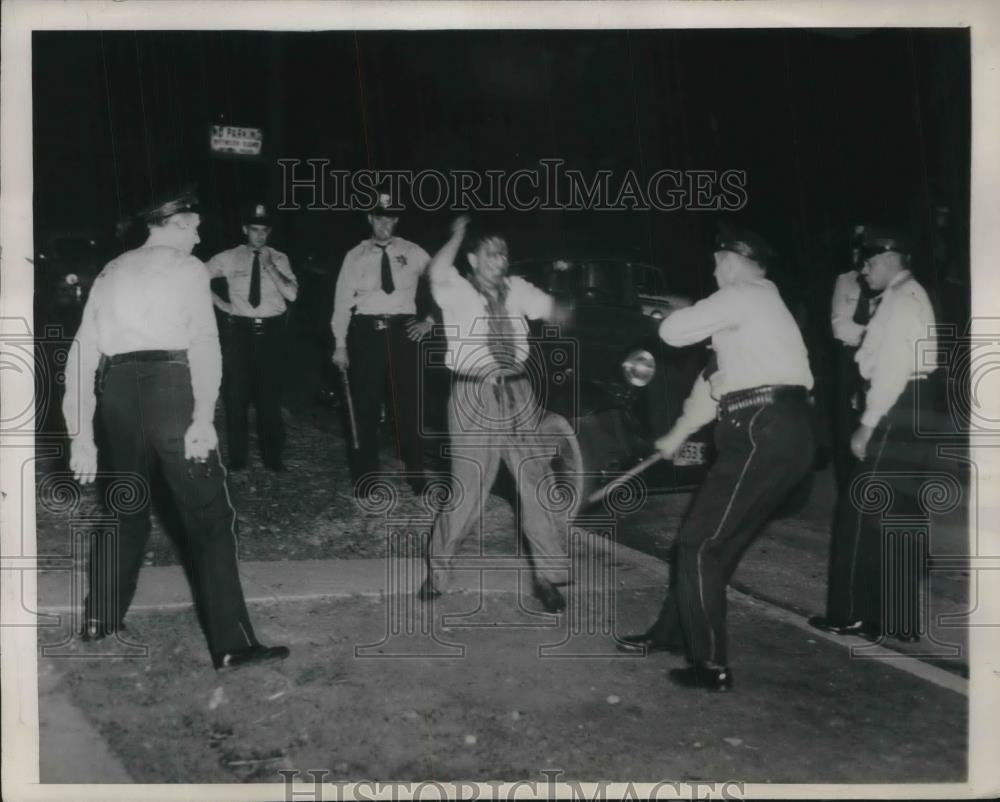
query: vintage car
[
  {"left": 507, "top": 257, "right": 715, "bottom": 514},
  {"left": 35, "top": 228, "right": 120, "bottom": 335}
]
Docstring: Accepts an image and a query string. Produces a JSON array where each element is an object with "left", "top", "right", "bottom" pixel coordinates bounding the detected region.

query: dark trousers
[
  {"left": 221, "top": 315, "right": 287, "bottom": 467},
  {"left": 832, "top": 344, "right": 863, "bottom": 494},
  {"left": 86, "top": 356, "right": 257, "bottom": 657},
  {"left": 647, "top": 394, "right": 815, "bottom": 666},
  {"left": 824, "top": 381, "right": 933, "bottom": 635},
  {"left": 346, "top": 315, "right": 424, "bottom": 482}
]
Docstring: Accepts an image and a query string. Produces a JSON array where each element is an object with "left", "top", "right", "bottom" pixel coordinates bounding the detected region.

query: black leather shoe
[
  {"left": 213, "top": 643, "right": 290, "bottom": 671},
  {"left": 80, "top": 619, "right": 125, "bottom": 642},
  {"left": 808, "top": 616, "right": 875, "bottom": 637},
  {"left": 532, "top": 578, "right": 566, "bottom": 613},
  {"left": 417, "top": 578, "right": 441, "bottom": 601},
  {"left": 668, "top": 663, "right": 733, "bottom": 692},
  {"left": 616, "top": 632, "right": 684, "bottom": 655}
]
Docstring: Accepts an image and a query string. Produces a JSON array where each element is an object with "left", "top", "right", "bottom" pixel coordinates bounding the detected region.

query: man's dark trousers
[
  {"left": 824, "top": 380, "right": 934, "bottom": 637},
  {"left": 86, "top": 354, "right": 257, "bottom": 656},
  {"left": 646, "top": 392, "right": 815, "bottom": 666},
  {"left": 832, "top": 343, "right": 863, "bottom": 494},
  {"left": 222, "top": 315, "right": 287, "bottom": 467},
  {"left": 346, "top": 314, "right": 424, "bottom": 482}
]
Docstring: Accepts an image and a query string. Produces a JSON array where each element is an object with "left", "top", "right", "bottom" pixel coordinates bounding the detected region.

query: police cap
[
  {"left": 858, "top": 226, "right": 913, "bottom": 260},
  {"left": 243, "top": 202, "right": 272, "bottom": 228},
  {"left": 714, "top": 224, "right": 777, "bottom": 267},
  {"left": 141, "top": 189, "right": 200, "bottom": 226},
  {"left": 370, "top": 192, "right": 403, "bottom": 217}
]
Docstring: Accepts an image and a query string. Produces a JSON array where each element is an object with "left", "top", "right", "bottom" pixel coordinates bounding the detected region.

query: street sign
[{"left": 209, "top": 125, "right": 263, "bottom": 157}]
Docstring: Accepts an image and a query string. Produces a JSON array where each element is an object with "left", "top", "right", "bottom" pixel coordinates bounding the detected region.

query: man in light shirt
[
  {"left": 829, "top": 225, "right": 880, "bottom": 493},
  {"left": 810, "top": 227, "right": 938, "bottom": 642},
  {"left": 206, "top": 203, "right": 298, "bottom": 472},
  {"left": 62, "top": 192, "right": 289, "bottom": 671},
  {"left": 331, "top": 194, "right": 433, "bottom": 494},
  {"left": 617, "top": 226, "right": 815, "bottom": 692},
  {"left": 415, "top": 215, "right": 569, "bottom": 613}
]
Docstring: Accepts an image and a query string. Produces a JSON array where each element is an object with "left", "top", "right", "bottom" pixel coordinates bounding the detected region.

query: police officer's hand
[
  {"left": 850, "top": 424, "right": 874, "bottom": 461},
  {"left": 184, "top": 419, "right": 218, "bottom": 463},
  {"left": 332, "top": 346, "right": 349, "bottom": 370},
  {"left": 406, "top": 318, "right": 434, "bottom": 341},
  {"left": 654, "top": 427, "right": 687, "bottom": 460},
  {"left": 70, "top": 438, "right": 98, "bottom": 485}
]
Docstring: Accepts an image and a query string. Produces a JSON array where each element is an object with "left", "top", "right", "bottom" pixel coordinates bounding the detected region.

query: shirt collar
[
  {"left": 370, "top": 237, "right": 395, "bottom": 250},
  {"left": 887, "top": 269, "right": 912, "bottom": 292}
]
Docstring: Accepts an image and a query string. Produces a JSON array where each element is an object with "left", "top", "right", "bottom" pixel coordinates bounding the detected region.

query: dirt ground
[{"left": 38, "top": 588, "right": 966, "bottom": 785}]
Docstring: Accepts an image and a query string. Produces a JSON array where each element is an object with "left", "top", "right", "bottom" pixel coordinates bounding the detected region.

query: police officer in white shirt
[
  {"left": 331, "top": 194, "right": 433, "bottom": 493},
  {"left": 617, "top": 226, "right": 815, "bottom": 691},
  {"left": 415, "top": 215, "right": 569, "bottom": 613},
  {"left": 206, "top": 203, "right": 298, "bottom": 472},
  {"left": 810, "top": 227, "right": 938, "bottom": 642},
  {"left": 62, "top": 191, "right": 289, "bottom": 671},
  {"left": 830, "top": 225, "right": 881, "bottom": 493}
]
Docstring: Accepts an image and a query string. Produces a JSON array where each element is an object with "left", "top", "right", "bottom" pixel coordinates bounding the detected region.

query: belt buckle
[{"left": 374, "top": 319, "right": 388, "bottom": 331}]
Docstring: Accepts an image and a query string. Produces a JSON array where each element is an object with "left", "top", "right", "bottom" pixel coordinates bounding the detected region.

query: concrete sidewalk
[{"left": 37, "top": 534, "right": 968, "bottom": 695}]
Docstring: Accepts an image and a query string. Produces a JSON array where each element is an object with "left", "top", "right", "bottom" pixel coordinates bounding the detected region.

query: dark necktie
[
  {"left": 249, "top": 250, "right": 262, "bottom": 308},
  {"left": 376, "top": 243, "right": 395, "bottom": 294},
  {"left": 852, "top": 280, "right": 882, "bottom": 327}
]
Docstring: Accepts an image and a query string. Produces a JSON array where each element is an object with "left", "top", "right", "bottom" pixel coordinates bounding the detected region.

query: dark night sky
[{"left": 32, "top": 27, "right": 969, "bottom": 303}]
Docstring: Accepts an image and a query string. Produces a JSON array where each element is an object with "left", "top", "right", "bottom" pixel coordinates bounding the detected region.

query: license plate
[{"left": 673, "top": 441, "right": 707, "bottom": 467}]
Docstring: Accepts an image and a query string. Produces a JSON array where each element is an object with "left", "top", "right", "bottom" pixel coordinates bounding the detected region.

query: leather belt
[
  {"left": 718, "top": 384, "right": 807, "bottom": 417},
  {"left": 106, "top": 349, "right": 187, "bottom": 366},
  {"left": 354, "top": 313, "right": 410, "bottom": 332},
  {"left": 231, "top": 315, "right": 283, "bottom": 333}
]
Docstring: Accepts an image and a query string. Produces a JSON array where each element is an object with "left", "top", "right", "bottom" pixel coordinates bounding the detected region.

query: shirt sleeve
[
  {"left": 411, "top": 244, "right": 431, "bottom": 274},
  {"left": 61, "top": 277, "right": 103, "bottom": 444},
  {"left": 511, "top": 276, "right": 553, "bottom": 320},
  {"left": 671, "top": 373, "right": 719, "bottom": 440},
  {"left": 659, "top": 287, "right": 742, "bottom": 347},
  {"left": 860, "top": 294, "right": 923, "bottom": 428},
  {"left": 269, "top": 250, "right": 298, "bottom": 301},
  {"left": 204, "top": 251, "right": 227, "bottom": 279},
  {"left": 831, "top": 273, "right": 865, "bottom": 347},
  {"left": 183, "top": 258, "right": 223, "bottom": 424},
  {"left": 430, "top": 265, "right": 464, "bottom": 311},
  {"left": 331, "top": 252, "right": 358, "bottom": 346}
]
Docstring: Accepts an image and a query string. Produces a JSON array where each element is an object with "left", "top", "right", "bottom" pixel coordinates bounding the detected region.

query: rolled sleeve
[
  {"left": 673, "top": 374, "right": 718, "bottom": 438},
  {"left": 659, "top": 287, "right": 740, "bottom": 347}
]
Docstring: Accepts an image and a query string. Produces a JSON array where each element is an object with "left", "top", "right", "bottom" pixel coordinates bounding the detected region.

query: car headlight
[
  {"left": 64, "top": 273, "right": 79, "bottom": 286},
  {"left": 622, "top": 349, "right": 655, "bottom": 387},
  {"left": 648, "top": 309, "right": 664, "bottom": 320}
]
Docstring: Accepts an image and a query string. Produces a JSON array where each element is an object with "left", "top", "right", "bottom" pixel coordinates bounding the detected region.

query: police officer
[
  {"left": 62, "top": 192, "right": 289, "bottom": 671},
  {"left": 810, "top": 227, "right": 938, "bottom": 642},
  {"left": 331, "top": 194, "right": 433, "bottom": 493},
  {"left": 830, "top": 225, "right": 881, "bottom": 493},
  {"left": 617, "top": 227, "right": 815, "bottom": 691},
  {"left": 415, "top": 216, "right": 570, "bottom": 612},
  {"left": 206, "top": 203, "right": 298, "bottom": 472}
]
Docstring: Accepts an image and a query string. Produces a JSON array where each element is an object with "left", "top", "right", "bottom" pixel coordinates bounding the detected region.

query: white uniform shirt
[
  {"left": 431, "top": 266, "right": 553, "bottom": 374},
  {"left": 855, "top": 270, "right": 937, "bottom": 427},
  {"left": 831, "top": 270, "right": 867, "bottom": 347},
  {"left": 331, "top": 237, "right": 431, "bottom": 345},
  {"left": 205, "top": 244, "right": 297, "bottom": 318},
  {"left": 62, "top": 245, "right": 222, "bottom": 441},
  {"left": 659, "top": 277, "right": 814, "bottom": 439}
]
